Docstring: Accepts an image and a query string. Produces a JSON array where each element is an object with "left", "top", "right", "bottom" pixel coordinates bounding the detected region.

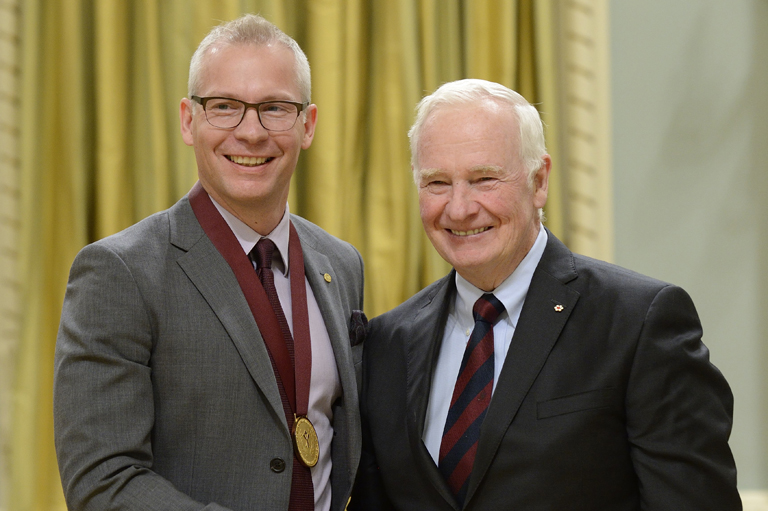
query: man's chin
[
  {"left": 448, "top": 259, "right": 492, "bottom": 279},
  {"left": 440, "top": 246, "right": 493, "bottom": 270}
]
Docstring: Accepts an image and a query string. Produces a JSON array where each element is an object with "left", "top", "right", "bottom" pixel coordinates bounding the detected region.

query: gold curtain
[{"left": 12, "top": 1, "right": 562, "bottom": 508}]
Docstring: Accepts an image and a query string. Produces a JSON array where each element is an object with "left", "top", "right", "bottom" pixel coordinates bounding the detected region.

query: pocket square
[{"left": 348, "top": 310, "right": 368, "bottom": 347}]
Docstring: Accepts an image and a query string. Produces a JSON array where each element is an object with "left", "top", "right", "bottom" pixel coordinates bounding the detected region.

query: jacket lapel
[
  {"left": 291, "top": 219, "right": 356, "bottom": 406},
  {"left": 403, "top": 273, "right": 462, "bottom": 510},
  {"left": 292, "top": 217, "right": 362, "bottom": 494},
  {"left": 298, "top": 241, "right": 350, "bottom": 382},
  {"left": 170, "top": 197, "right": 288, "bottom": 431},
  {"left": 466, "top": 232, "right": 580, "bottom": 504}
]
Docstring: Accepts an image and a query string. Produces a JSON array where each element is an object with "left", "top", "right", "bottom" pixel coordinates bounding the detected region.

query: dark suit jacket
[
  {"left": 54, "top": 194, "right": 364, "bottom": 510},
  {"left": 352, "top": 231, "right": 740, "bottom": 511}
]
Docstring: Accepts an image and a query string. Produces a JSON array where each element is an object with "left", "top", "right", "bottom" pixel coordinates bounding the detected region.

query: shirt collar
[
  {"left": 454, "top": 225, "right": 548, "bottom": 329},
  {"left": 209, "top": 196, "right": 291, "bottom": 276}
]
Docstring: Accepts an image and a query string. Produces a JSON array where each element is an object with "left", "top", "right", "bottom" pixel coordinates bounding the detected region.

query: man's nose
[
  {"left": 444, "top": 184, "right": 479, "bottom": 220},
  {"left": 234, "top": 107, "right": 269, "bottom": 141}
]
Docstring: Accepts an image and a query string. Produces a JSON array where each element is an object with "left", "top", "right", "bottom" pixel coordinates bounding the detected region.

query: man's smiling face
[
  {"left": 180, "top": 42, "right": 316, "bottom": 233},
  {"left": 416, "top": 99, "right": 549, "bottom": 291}
]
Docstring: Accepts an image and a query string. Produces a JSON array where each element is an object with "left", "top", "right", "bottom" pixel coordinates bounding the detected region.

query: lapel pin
[
  {"left": 554, "top": 304, "right": 565, "bottom": 312},
  {"left": 323, "top": 273, "right": 332, "bottom": 283}
]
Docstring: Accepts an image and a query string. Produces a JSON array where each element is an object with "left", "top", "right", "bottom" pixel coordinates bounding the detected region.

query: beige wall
[{"left": 611, "top": 0, "right": 768, "bottom": 493}]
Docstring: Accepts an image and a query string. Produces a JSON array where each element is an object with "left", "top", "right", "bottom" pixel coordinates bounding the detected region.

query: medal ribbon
[
  {"left": 189, "top": 182, "right": 312, "bottom": 419},
  {"left": 287, "top": 221, "right": 312, "bottom": 419}
]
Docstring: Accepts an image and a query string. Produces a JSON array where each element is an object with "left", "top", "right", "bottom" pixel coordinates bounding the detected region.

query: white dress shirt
[
  {"left": 422, "top": 226, "right": 548, "bottom": 464},
  {"left": 212, "top": 198, "right": 339, "bottom": 511}
]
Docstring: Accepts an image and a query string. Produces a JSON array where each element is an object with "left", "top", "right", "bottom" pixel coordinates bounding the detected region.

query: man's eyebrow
[
  {"left": 469, "top": 165, "right": 504, "bottom": 175},
  {"left": 417, "top": 168, "right": 444, "bottom": 180},
  {"left": 418, "top": 165, "right": 505, "bottom": 181},
  {"left": 203, "top": 93, "right": 298, "bottom": 102}
]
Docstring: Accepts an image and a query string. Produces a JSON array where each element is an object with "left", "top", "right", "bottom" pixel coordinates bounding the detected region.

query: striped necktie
[{"left": 439, "top": 292, "right": 505, "bottom": 504}]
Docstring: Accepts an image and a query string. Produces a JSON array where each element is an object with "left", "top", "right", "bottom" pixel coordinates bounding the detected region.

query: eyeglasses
[{"left": 191, "top": 96, "right": 309, "bottom": 131}]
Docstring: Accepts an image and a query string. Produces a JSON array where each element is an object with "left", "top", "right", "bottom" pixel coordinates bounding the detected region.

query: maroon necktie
[
  {"left": 250, "top": 238, "right": 314, "bottom": 510},
  {"left": 252, "top": 239, "right": 295, "bottom": 366},
  {"left": 439, "top": 293, "right": 505, "bottom": 505}
]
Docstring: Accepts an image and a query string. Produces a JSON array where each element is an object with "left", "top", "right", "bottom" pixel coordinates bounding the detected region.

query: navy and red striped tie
[{"left": 439, "top": 293, "right": 505, "bottom": 504}]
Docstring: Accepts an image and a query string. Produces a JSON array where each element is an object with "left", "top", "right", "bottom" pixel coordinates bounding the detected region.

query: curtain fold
[
  {"left": 12, "top": 1, "right": 564, "bottom": 508},
  {"left": 16, "top": 1, "right": 88, "bottom": 508}
]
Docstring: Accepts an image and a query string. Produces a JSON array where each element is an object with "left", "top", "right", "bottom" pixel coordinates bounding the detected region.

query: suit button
[{"left": 270, "top": 458, "right": 286, "bottom": 473}]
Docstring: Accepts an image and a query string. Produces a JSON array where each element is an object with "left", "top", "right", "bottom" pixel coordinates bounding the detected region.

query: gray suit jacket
[
  {"left": 54, "top": 193, "right": 364, "bottom": 510},
  {"left": 352, "top": 231, "right": 739, "bottom": 511}
]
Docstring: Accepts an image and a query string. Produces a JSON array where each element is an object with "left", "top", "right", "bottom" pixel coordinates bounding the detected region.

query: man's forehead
[
  {"left": 196, "top": 43, "right": 298, "bottom": 96},
  {"left": 420, "top": 103, "right": 519, "bottom": 148},
  {"left": 200, "top": 42, "right": 294, "bottom": 74},
  {"left": 425, "top": 98, "right": 511, "bottom": 123}
]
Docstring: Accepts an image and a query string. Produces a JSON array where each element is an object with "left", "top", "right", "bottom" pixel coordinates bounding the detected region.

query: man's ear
[
  {"left": 301, "top": 103, "right": 318, "bottom": 150},
  {"left": 180, "top": 98, "right": 195, "bottom": 147},
  {"left": 533, "top": 154, "right": 551, "bottom": 209}
]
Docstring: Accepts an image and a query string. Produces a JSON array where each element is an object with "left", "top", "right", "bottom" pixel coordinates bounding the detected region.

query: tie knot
[
  {"left": 251, "top": 238, "right": 277, "bottom": 270},
  {"left": 472, "top": 293, "right": 505, "bottom": 325}
]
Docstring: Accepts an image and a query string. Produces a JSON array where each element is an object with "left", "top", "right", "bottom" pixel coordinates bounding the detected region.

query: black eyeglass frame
[{"left": 191, "top": 95, "right": 309, "bottom": 131}]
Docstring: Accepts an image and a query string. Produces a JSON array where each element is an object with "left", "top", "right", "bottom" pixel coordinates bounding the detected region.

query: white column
[{"left": 556, "top": 0, "right": 614, "bottom": 261}]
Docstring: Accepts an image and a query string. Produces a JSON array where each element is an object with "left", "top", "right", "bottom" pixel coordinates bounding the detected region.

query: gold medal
[{"left": 293, "top": 415, "right": 319, "bottom": 467}]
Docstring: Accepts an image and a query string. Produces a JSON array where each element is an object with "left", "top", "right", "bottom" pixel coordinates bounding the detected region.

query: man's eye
[
  {"left": 423, "top": 180, "right": 450, "bottom": 191},
  {"left": 208, "top": 101, "right": 240, "bottom": 112},
  {"left": 263, "top": 103, "right": 292, "bottom": 114},
  {"left": 475, "top": 176, "right": 499, "bottom": 187}
]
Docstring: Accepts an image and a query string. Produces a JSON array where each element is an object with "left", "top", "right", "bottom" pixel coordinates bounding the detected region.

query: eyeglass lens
[{"left": 204, "top": 99, "right": 300, "bottom": 131}]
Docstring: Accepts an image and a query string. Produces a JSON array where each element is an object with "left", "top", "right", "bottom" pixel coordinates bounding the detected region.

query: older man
[
  {"left": 54, "top": 14, "right": 364, "bottom": 511},
  {"left": 351, "top": 79, "right": 740, "bottom": 510}
]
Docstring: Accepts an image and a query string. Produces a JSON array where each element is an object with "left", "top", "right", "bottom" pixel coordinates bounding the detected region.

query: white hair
[
  {"left": 408, "top": 79, "right": 547, "bottom": 185},
  {"left": 188, "top": 13, "right": 311, "bottom": 103}
]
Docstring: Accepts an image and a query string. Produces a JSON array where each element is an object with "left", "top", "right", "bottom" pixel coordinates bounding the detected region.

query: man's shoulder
[
  {"left": 539, "top": 248, "right": 689, "bottom": 319},
  {"left": 80, "top": 195, "right": 195, "bottom": 262},
  {"left": 570, "top": 252, "right": 671, "bottom": 294},
  {"left": 540, "top": 230, "right": 672, "bottom": 295}
]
